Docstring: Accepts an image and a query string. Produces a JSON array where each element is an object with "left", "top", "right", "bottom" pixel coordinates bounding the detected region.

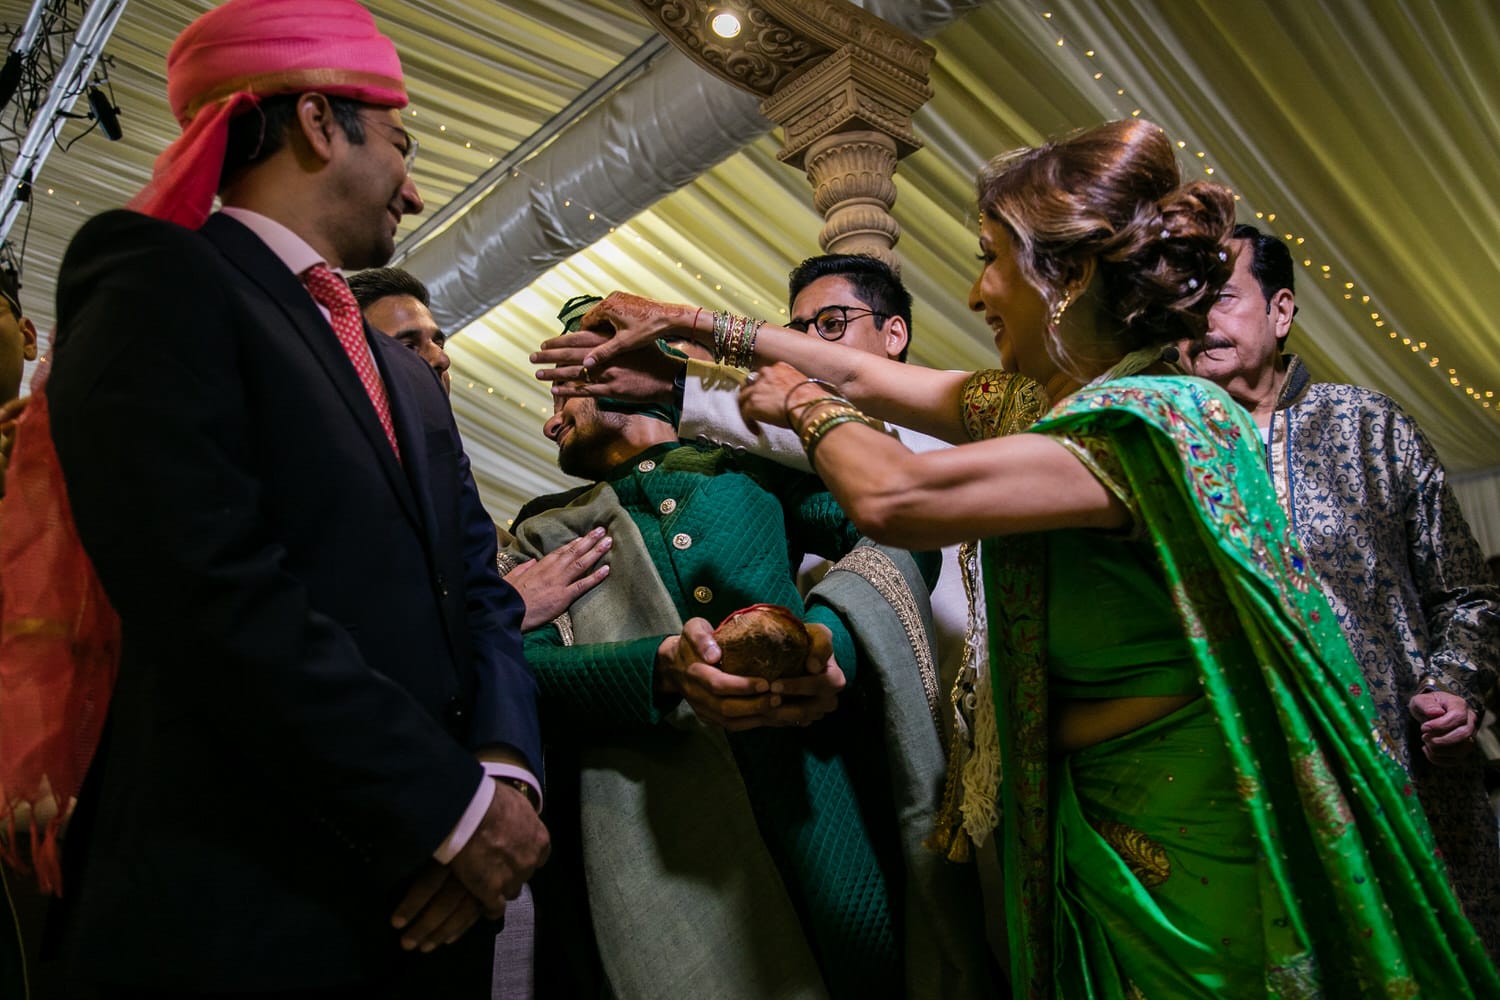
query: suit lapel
[
  {"left": 198, "top": 214, "right": 423, "bottom": 533},
  {"left": 371, "top": 329, "right": 441, "bottom": 546}
]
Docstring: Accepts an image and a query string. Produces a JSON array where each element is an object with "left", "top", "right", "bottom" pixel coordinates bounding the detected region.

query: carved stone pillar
[
  {"left": 803, "top": 130, "right": 899, "bottom": 260},
  {"left": 630, "top": 1, "right": 934, "bottom": 268}
]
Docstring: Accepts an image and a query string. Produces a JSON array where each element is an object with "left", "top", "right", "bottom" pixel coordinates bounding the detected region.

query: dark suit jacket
[{"left": 46, "top": 210, "right": 541, "bottom": 991}]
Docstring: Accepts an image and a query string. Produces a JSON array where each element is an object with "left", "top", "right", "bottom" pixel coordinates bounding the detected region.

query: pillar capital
[{"left": 632, "top": 0, "right": 935, "bottom": 261}]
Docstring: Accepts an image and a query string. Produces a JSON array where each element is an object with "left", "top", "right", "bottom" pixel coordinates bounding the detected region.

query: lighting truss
[{"left": 0, "top": 0, "right": 129, "bottom": 257}]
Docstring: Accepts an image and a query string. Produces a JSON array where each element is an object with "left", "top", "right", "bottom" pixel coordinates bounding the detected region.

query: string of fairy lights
[{"left": 1036, "top": 9, "right": 1496, "bottom": 414}]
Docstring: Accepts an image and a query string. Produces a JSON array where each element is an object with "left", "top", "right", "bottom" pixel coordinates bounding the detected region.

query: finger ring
[
  {"left": 745, "top": 371, "right": 760, "bottom": 385},
  {"left": 581, "top": 366, "right": 593, "bottom": 384}
]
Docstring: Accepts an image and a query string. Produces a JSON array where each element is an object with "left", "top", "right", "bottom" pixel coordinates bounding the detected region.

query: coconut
[{"left": 713, "top": 603, "right": 811, "bottom": 681}]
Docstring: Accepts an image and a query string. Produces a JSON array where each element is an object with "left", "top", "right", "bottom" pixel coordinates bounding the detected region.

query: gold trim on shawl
[{"left": 829, "top": 545, "right": 939, "bottom": 734}]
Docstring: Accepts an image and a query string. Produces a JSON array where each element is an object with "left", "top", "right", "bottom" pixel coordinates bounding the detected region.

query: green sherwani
[{"left": 505, "top": 441, "right": 990, "bottom": 1000}]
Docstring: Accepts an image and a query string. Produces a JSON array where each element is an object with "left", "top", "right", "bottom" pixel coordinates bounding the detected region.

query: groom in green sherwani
[{"left": 504, "top": 297, "right": 992, "bottom": 1000}]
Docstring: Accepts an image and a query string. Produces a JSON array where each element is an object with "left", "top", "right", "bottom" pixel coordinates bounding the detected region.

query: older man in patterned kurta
[{"left": 1184, "top": 225, "right": 1500, "bottom": 954}]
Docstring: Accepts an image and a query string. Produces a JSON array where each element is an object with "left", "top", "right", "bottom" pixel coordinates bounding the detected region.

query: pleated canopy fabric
[{"left": 6, "top": 0, "right": 1498, "bottom": 548}]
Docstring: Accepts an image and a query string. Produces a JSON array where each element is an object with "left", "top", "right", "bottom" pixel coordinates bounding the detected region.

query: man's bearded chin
[
  {"left": 557, "top": 439, "right": 601, "bottom": 480},
  {"left": 556, "top": 425, "right": 623, "bottom": 481}
]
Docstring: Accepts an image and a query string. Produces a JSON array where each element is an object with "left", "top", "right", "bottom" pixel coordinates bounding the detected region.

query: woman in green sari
[{"left": 536, "top": 119, "right": 1497, "bottom": 997}]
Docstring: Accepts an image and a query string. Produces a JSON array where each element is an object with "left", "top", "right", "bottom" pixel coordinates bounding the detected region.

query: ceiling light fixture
[{"left": 710, "top": 11, "right": 742, "bottom": 39}]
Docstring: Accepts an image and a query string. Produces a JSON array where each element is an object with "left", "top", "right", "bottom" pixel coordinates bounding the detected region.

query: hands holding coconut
[{"left": 654, "top": 605, "right": 845, "bottom": 731}]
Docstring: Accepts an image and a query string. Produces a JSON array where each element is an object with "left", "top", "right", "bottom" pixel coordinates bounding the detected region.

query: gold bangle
[
  {"left": 787, "top": 395, "right": 849, "bottom": 420},
  {"left": 796, "top": 399, "right": 858, "bottom": 434},
  {"left": 729, "top": 314, "right": 750, "bottom": 367},
  {"left": 797, "top": 402, "right": 861, "bottom": 449},
  {"left": 740, "top": 318, "right": 764, "bottom": 367},
  {"left": 782, "top": 378, "right": 844, "bottom": 422},
  {"left": 719, "top": 313, "right": 759, "bottom": 369},
  {"left": 795, "top": 398, "right": 855, "bottom": 432},
  {"left": 712, "top": 311, "right": 732, "bottom": 362},
  {"left": 805, "top": 412, "right": 871, "bottom": 463}
]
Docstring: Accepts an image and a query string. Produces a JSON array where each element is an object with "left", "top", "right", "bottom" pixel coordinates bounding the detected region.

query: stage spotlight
[{"left": 86, "top": 85, "right": 122, "bottom": 140}]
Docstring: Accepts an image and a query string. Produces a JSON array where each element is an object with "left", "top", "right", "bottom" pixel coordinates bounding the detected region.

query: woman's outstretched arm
[
  {"left": 735, "top": 362, "right": 1127, "bottom": 550},
  {"left": 530, "top": 292, "right": 979, "bottom": 444}
]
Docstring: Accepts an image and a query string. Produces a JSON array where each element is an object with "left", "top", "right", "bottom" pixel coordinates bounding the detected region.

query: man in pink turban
[{"left": 34, "top": 1, "right": 549, "bottom": 995}]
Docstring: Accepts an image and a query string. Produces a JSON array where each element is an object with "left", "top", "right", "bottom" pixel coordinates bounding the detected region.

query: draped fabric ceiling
[{"left": 5, "top": 0, "right": 1498, "bottom": 549}]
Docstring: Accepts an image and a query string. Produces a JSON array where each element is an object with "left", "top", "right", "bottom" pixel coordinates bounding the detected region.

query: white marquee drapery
[{"left": 7, "top": 0, "right": 1498, "bottom": 548}]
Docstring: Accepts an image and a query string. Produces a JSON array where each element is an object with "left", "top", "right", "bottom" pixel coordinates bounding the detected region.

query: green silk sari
[{"left": 986, "top": 375, "right": 1497, "bottom": 998}]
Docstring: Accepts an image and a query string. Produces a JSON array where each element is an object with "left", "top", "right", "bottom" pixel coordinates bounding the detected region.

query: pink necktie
[{"left": 301, "top": 263, "right": 402, "bottom": 459}]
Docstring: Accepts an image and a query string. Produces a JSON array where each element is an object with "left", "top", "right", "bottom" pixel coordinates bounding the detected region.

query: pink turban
[{"left": 127, "top": 0, "right": 407, "bottom": 228}]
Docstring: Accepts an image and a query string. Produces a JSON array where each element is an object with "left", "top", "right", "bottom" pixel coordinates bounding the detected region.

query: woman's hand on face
[
  {"left": 532, "top": 290, "right": 696, "bottom": 399},
  {"left": 531, "top": 328, "right": 609, "bottom": 389},
  {"left": 737, "top": 361, "right": 823, "bottom": 432},
  {"left": 532, "top": 330, "right": 683, "bottom": 402},
  {"left": 572, "top": 291, "right": 696, "bottom": 369}
]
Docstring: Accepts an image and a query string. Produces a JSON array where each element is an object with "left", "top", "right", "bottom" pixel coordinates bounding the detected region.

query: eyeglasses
[
  {"left": 786, "top": 304, "right": 889, "bottom": 341},
  {"left": 365, "top": 116, "right": 419, "bottom": 173}
]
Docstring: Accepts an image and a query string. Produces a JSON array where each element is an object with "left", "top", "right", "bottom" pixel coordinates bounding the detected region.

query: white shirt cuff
[
  {"left": 431, "top": 765, "right": 544, "bottom": 864},
  {"left": 484, "top": 761, "right": 543, "bottom": 814},
  {"left": 433, "top": 775, "right": 493, "bottom": 864}
]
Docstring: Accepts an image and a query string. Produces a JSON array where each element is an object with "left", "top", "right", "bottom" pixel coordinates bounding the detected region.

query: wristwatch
[
  {"left": 498, "top": 777, "right": 541, "bottom": 812},
  {"left": 1417, "top": 673, "right": 1458, "bottom": 696}
]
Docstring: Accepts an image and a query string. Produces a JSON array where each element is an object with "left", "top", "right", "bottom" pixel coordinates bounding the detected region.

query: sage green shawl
[{"left": 506, "top": 484, "right": 991, "bottom": 1000}]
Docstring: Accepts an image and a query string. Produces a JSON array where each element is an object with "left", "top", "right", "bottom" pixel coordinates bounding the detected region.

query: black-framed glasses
[
  {"left": 365, "top": 116, "right": 419, "bottom": 173},
  {"left": 786, "top": 304, "right": 889, "bottom": 341}
]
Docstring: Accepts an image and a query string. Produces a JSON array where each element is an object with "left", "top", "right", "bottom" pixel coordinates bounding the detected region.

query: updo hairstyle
[{"left": 977, "top": 119, "right": 1236, "bottom": 371}]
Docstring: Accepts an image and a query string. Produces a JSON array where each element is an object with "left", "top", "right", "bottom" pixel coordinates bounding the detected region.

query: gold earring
[{"left": 1049, "top": 290, "right": 1072, "bottom": 328}]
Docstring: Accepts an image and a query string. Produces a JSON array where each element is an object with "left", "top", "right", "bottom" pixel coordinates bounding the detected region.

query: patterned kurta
[{"left": 1267, "top": 354, "right": 1500, "bottom": 951}]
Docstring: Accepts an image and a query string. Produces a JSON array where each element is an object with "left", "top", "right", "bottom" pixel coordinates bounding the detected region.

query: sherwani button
[
  {"left": 693, "top": 586, "right": 713, "bottom": 603},
  {"left": 637, "top": 459, "right": 657, "bottom": 473},
  {"left": 672, "top": 533, "right": 692, "bottom": 550},
  {"left": 659, "top": 498, "right": 677, "bottom": 514}
]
